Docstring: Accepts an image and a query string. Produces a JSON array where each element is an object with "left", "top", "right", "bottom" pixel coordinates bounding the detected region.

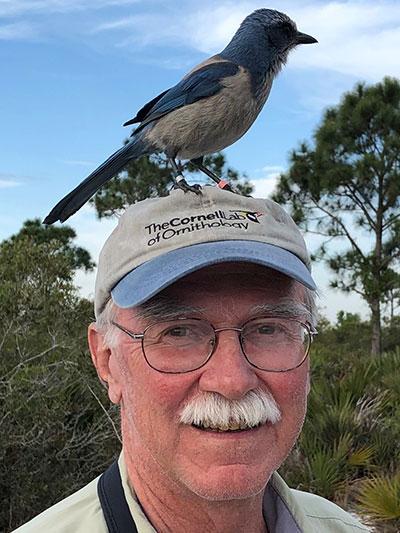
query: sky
[{"left": 1, "top": 0, "right": 399, "bottom": 322}]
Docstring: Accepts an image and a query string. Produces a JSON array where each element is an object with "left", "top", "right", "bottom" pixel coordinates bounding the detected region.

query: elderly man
[{"left": 16, "top": 188, "right": 367, "bottom": 532}]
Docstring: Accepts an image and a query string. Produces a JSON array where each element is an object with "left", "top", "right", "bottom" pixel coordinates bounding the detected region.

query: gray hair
[
  {"left": 303, "top": 286, "right": 319, "bottom": 329},
  {"left": 95, "top": 297, "right": 120, "bottom": 348}
]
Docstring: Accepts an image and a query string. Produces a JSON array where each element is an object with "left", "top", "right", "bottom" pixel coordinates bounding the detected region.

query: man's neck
[{"left": 123, "top": 444, "right": 269, "bottom": 533}]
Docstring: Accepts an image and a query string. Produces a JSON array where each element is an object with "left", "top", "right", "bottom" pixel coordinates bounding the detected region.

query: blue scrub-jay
[{"left": 44, "top": 8, "right": 316, "bottom": 224}]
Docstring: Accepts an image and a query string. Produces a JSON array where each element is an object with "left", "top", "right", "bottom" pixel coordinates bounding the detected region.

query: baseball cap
[{"left": 95, "top": 186, "right": 316, "bottom": 317}]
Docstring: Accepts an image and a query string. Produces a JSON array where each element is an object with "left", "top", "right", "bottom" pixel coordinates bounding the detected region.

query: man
[{"left": 15, "top": 187, "right": 368, "bottom": 532}]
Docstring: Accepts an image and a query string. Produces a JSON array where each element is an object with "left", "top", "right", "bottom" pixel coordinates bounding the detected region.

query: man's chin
[{"left": 178, "top": 464, "right": 270, "bottom": 501}]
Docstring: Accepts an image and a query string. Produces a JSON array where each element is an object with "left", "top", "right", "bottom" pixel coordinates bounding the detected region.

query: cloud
[
  {"left": 250, "top": 176, "right": 280, "bottom": 198},
  {"left": 4, "top": 1, "right": 400, "bottom": 80},
  {"left": 249, "top": 164, "right": 286, "bottom": 198},
  {"left": 251, "top": 177, "right": 278, "bottom": 198},
  {"left": 0, "top": 178, "right": 22, "bottom": 188},
  {"left": 289, "top": 2, "right": 400, "bottom": 80},
  {"left": 0, "top": 173, "right": 24, "bottom": 188},
  {"left": 3, "top": 0, "right": 399, "bottom": 119},
  {"left": 92, "top": 4, "right": 250, "bottom": 51},
  {"left": 61, "top": 159, "right": 95, "bottom": 167},
  {"left": 93, "top": 1, "right": 400, "bottom": 82},
  {"left": 261, "top": 165, "right": 285, "bottom": 174},
  {"left": 0, "top": 0, "right": 142, "bottom": 18},
  {"left": 0, "top": 21, "right": 37, "bottom": 40}
]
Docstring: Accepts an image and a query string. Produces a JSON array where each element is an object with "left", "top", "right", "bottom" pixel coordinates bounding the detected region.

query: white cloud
[
  {"left": 289, "top": 2, "right": 400, "bottom": 80},
  {"left": 4, "top": 1, "right": 399, "bottom": 81},
  {"left": 261, "top": 165, "right": 285, "bottom": 174},
  {"left": 250, "top": 176, "right": 279, "bottom": 198},
  {"left": 61, "top": 159, "right": 95, "bottom": 167},
  {"left": 0, "top": 173, "right": 24, "bottom": 188},
  {"left": 0, "top": 178, "right": 22, "bottom": 188},
  {"left": 92, "top": 4, "right": 250, "bottom": 50},
  {"left": 0, "top": 0, "right": 142, "bottom": 18},
  {"left": 93, "top": 1, "right": 400, "bottom": 82},
  {"left": 250, "top": 164, "right": 285, "bottom": 198},
  {"left": 0, "top": 21, "right": 37, "bottom": 40}
]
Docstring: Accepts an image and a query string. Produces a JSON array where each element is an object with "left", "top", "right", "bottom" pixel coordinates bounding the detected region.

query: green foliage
[
  {"left": 8, "top": 218, "right": 95, "bottom": 272},
  {"left": 280, "top": 316, "right": 400, "bottom": 530},
  {"left": 273, "top": 77, "right": 400, "bottom": 355},
  {"left": 91, "top": 151, "right": 253, "bottom": 218},
  {"left": 0, "top": 230, "right": 119, "bottom": 532},
  {"left": 355, "top": 473, "right": 400, "bottom": 529}
]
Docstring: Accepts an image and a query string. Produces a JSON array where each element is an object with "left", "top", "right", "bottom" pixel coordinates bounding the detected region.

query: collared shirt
[{"left": 14, "top": 452, "right": 370, "bottom": 532}]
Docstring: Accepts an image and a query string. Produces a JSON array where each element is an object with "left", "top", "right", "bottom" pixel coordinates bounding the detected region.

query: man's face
[{"left": 100, "top": 264, "right": 310, "bottom": 500}]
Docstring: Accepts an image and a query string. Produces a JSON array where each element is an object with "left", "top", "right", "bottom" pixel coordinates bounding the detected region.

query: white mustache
[{"left": 180, "top": 387, "right": 281, "bottom": 428}]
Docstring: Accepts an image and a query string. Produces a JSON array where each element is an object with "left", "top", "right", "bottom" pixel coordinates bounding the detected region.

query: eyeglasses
[{"left": 111, "top": 316, "right": 317, "bottom": 374}]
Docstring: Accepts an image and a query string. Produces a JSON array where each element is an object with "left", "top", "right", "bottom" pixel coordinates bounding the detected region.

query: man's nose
[{"left": 198, "top": 329, "right": 259, "bottom": 400}]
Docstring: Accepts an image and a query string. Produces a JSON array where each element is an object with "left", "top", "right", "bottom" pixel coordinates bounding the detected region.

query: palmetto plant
[
  {"left": 355, "top": 473, "right": 400, "bottom": 531},
  {"left": 280, "top": 344, "right": 399, "bottom": 531}
]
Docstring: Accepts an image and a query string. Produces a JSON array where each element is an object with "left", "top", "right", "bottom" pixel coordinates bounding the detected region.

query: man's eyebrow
[
  {"left": 250, "top": 300, "right": 312, "bottom": 321},
  {"left": 135, "top": 297, "right": 205, "bottom": 322}
]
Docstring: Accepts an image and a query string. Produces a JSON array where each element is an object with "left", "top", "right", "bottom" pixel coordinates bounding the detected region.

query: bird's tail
[{"left": 43, "top": 137, "right": 149, "bottom": 224}]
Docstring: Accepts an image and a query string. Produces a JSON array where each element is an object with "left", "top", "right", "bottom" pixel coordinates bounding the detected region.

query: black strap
[{"left": 98, "top": 460, "right": 138, "bottom": 533}]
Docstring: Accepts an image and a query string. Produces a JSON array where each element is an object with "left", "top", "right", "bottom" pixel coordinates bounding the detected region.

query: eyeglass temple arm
[{"left": 111, "top": 321, "right": 144, "bottom": 340}]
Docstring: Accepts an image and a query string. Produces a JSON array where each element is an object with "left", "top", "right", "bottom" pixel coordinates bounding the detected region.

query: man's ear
[{"left": 88, "top": 323, "right": 122, "bottom": 404}]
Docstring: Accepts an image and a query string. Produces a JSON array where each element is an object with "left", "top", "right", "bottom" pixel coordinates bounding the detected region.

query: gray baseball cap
[{"left": 95, "top": 186, "right": 316, "bottom": 317}]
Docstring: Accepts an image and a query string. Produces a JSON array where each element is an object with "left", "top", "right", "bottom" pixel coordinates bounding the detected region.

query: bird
[{"left": 44, "top": 8, "right": 317, "bottom": 224}]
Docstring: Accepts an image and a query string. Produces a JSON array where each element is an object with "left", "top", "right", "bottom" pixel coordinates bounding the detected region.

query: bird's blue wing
[{"left": 131, "top": 60, "right": 239, "bottom": 132}]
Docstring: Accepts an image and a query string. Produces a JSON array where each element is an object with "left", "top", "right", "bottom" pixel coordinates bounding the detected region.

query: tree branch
[
  {"left": 85, "top": 382, "right": 122, "bottom": 444},
  {"left": 1, "top": 342, "right": 61, "bottom": 380},
  {"left": 309, "top": 197, "right": 366, "bottom": 259},
  {"left": 382, "top": 212, "right": 400, "bottom": 231},
  {"left": 342, "top": 184, "right": 377, "bottom": 229}
]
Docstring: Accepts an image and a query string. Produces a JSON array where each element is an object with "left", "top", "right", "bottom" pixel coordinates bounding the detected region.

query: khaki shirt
[{"left": 14, "top": 453, "right": 369, "bottom": 532}]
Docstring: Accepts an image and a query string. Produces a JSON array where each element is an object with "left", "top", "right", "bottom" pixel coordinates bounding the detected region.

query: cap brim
[{"left": 111, "top": 240, "right": 317, "bottom": 308}]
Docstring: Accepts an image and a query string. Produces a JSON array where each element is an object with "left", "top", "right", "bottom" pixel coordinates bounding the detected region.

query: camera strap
[{"left": 98, "top": 460, "right": 138, "bottom": 533}]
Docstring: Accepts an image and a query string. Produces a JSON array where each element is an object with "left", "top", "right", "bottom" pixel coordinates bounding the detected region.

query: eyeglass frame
[{"left": 110, "top": 316, "right": 318, "bottom": 375}]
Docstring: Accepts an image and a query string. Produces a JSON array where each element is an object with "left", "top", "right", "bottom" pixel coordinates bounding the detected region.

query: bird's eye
[{"left": 281, "top": 23, "right": 294, "bottom": 39}]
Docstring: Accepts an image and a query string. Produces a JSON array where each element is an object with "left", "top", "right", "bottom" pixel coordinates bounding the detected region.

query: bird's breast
[{"left": 145, "top": 67, "right": 268, "bottom": 160}]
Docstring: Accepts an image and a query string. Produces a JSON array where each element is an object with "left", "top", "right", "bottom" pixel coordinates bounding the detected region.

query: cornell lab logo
[
  {"left": 230, "top": 210, "right": 263, "bottom": 223},
  {"left": 145, "top": 209, "right": 264, "bottom": 246}
]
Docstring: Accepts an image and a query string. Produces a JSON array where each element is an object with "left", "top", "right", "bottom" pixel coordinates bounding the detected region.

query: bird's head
[
  {"left": 224, "top": 9, "right": 317, "bottom": 71},
  {"left": 243, "top": 9, "right": 317, "bottom": 53}
]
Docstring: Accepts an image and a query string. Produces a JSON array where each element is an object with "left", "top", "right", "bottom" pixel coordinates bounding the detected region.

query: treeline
[{"left": 0, "top": 228, "right": 121, "bottom": 532}]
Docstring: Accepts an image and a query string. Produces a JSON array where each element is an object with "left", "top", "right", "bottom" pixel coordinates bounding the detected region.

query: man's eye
[
  {"left": 165, "top": 326, "right": 190, "bottom": 337},
  {"left": 257, "top": 325, "right": 276, "bottom": 335}
]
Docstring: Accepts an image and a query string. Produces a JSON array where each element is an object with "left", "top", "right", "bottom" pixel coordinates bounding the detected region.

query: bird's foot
[
  {"left": 190, "top": 159, "right": 238, "bottom": 194},
  {"left": 174, "top": 175, "right": 202, "bottom": 194}
]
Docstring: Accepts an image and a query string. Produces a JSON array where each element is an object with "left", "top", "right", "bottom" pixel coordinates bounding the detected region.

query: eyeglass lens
[{"left": 142, "top": 317, "right": 310, "bottom": 373}]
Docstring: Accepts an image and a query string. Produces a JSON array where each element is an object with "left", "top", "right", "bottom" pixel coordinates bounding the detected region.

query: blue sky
[{"left": 1, "top": 0, "right": 399, "bottom": 321}]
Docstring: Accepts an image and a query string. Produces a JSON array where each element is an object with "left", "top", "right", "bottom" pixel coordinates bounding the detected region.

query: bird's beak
[{"left": 295, "top": 31, "right": 318, "bottom": 45}]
